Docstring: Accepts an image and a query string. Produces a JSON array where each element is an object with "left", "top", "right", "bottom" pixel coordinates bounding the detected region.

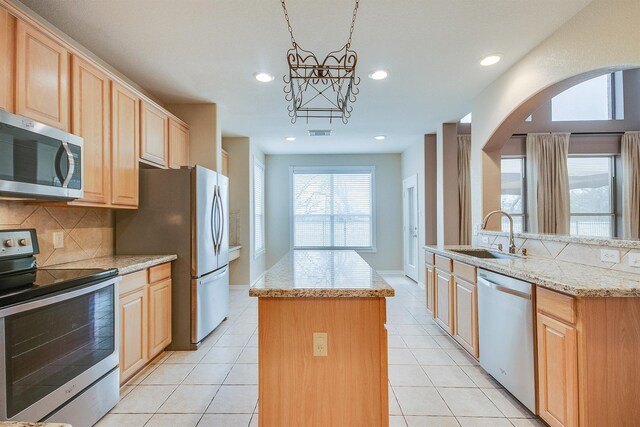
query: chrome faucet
[{"left": 481, "top": 210, "right": 516, "bottom": 254}]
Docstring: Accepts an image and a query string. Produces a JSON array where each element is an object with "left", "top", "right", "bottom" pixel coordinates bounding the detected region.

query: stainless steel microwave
[{"left": 0, "top": 110, "right": 83, "bottom": 200}]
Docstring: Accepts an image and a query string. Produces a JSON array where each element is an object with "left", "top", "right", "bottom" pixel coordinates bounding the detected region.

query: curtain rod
[{"left": 512, "top": 131, "right": 625, "bottom": 137}]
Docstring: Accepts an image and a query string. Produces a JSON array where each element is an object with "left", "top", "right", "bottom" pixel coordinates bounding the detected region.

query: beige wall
[
  {"left": 265, "top": 154, "right": 403, "bottom": 272},
  {"left": 437, "top": 123, "right": 460, "bottom": 245},
  {"left": 0, "top": 201, "right": 113, "bottom": 265},
  {"left": 471, "top": 0, "right": 640, "bottom": 235},
  {"left": 166, "top": 103, "right": 222, "bottom": 172},
  {"left": 222, "top": 137, "right": 250, "bottom": 285},
  {"left": 222, "top": 137, "right": 266, "bottom": 285},
  {"left": 249, "top": 142, "right": 266, "bottom": 283},
  {"left": 401, "top": 139, "right": 426, "bottom": 284}
]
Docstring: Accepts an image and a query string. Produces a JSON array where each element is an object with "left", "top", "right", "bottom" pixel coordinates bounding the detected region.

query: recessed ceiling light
[
  {"left": 285, "top": 137, "right": 296, "bottom": 141},
  {"left": 368, "top": 70, "right": 388, "bottom": 80},
  {"left": 254, "top": 72, "right": 275, "bottom": 82},
  {"left": 480, "top": 54, "right": 502, "bottom": 67},
  {"left": 374, "top": 135, "right": 386, "bottom": 140}
]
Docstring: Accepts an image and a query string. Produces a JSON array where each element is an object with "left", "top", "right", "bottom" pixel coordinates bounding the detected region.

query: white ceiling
[{"left": 19, "top": 0, "right": 592, "bottom": 154}]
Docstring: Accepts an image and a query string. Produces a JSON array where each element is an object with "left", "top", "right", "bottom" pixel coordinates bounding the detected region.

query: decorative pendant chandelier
[{"left": 280, "top": 0, "right": 361, "bottom": 124}]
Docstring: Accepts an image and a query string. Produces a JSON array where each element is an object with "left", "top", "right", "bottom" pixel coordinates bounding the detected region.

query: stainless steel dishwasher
[{"left": 477, "top": 268, "right": 536, "bottom": 413}]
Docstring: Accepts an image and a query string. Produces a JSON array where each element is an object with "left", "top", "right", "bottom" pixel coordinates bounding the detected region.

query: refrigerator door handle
[
  {"left": 216, "top": 186, "right": 224, "bottom": 251},
  {"left": 211, "top": 187, "right": 219, "bottom": 254}
]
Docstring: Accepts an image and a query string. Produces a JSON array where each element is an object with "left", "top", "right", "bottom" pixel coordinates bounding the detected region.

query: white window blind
[
  {"left": 291, "top": 166, "right": 375, "bottom": 250},
  {"left": 253, "top": 159, "right": 265, "bottom": 256}
]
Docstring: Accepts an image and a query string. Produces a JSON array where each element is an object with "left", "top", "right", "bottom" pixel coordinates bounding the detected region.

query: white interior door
[{"left": 403, "top": 175, "right": 419, "bottom": 282}]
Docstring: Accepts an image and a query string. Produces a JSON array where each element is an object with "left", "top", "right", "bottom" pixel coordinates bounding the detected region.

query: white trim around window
[
  {"left": 253, "top": 157, "right": 265, "bottom": 258},
  {"left": 289, "top": 165, "right": 377, "bottom": 252}
]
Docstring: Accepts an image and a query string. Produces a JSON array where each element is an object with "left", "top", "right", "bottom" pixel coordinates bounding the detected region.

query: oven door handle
[{"left": 0, "top": 276, "right": 121, "bottom": 317}]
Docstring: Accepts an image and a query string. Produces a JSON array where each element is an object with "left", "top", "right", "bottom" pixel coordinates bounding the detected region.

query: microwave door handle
[{"left": 61, "top": 141, "right": 75, "bottom": 188}]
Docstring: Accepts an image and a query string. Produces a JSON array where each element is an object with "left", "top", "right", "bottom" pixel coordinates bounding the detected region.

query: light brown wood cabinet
[
  {"left": 111, "top": 83, "right": 140, "bottom": 207},
  {"left": 435, "top": 269, "right": 453, "bottom": 334},
  {"left": 425, "top": 252, "right": 436, "bottom": 314},
  {"left": 1, "top": 3, "right": 192, "bottom": 210},
  {"left": 453, "top": 276, "right": 478, "bottom": 357},
  {"left": 119, "top": 263, "right": 172, "bottom": 384},
  {"left": 426, "top": 264, "right": 435, "bottom": 313},
  {"left": 15, "top": 19, "right": 69, "bottom": 130},
  {"left": 140, "top": 101, "right": 168, "bottom": 168},
  {"left": 258, "top": 297, "right": 389, "bottom": 426},
  {"left": 168, "top": 117, "right": 189, "bottom": 169},
  {"left": 535, "top": 286, "right": 640, "bottom": 426},
  {"left": 434, "top": 255, "right": 454, "bottom": 334},
  {"left": 148, "top": 278, "right": 172, "bottom": 357},
  {"left": 71, "top": 56, "right": 111, "bottom": 205},
  {"left": 537, "top": 311, "right": 578, "bottom": 427},
  {"left": 0, "top": 9, "right": 15, "bottom": 112},
  {"left": 452, "top": 261, "right": 479, "bottom": 357},
  {"left": 120, "top": 287, "right": 148, "bottom": 381}
]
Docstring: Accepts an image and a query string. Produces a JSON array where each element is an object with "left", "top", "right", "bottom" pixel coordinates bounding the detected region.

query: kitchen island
[{"left": 250, "top": 250, "right": 394, "bottom": 427}]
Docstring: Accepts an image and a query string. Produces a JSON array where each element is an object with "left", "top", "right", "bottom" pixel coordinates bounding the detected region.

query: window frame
[
  {"left": 253, "top": 157, "right": 265, "bottom": 258},
  {"left": 567, "top": 154, "right": 617, "bottom": 238},
  {"left": 551, "top": 71, "right": 624, "bottom": 122},
  {"left": 289, "top": 165, "right": 377, "bottom": 252},
  {"left": 500, "top": 155, "right": 527, "bottom": 233}
]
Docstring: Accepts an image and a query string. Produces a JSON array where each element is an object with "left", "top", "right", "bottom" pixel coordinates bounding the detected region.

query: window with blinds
[
  {"left": 254, "top": 159, "right": 265, "bottom": 256},
  {"left": 291, "top": 166, "right": 375, "bottom": 250}
]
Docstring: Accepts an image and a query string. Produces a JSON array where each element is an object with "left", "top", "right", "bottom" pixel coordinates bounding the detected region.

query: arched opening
[{"left": 481, "top": 65, "right": 640, "bottom": 239}]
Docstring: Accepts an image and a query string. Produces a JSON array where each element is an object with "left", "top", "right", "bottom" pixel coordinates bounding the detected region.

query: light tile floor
[{"left": 96, "top": 274, "right": 543, "bottom": 427}]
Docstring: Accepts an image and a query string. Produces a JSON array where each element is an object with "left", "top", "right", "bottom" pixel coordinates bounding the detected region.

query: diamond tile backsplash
[
  {"left": 0, "top": 200, "right": 113, "bottom": 266},
  {"left": 477, "top": 230, "right": 640, "bottom": 274}
]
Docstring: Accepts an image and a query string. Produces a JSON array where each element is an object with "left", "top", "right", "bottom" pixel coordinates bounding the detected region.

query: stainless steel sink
[{"left": 449, "top": 248, "right": 518, "bottom": 259}]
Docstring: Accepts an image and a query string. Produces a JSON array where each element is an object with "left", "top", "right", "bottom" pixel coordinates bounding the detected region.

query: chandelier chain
[
  {"left": 347, "top": 0, "right": 359, "bottom": 47},
  {"left": 280, "top": 0, "right": 297, "bottom": 47},
  {"left": 279, "top": 0, "right": 360, "bottom": 48}
]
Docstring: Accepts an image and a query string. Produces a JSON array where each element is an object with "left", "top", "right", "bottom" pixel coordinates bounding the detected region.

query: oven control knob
[
  {"left": 19, "top": 238, "right": 30, "bottom": 247},
  {"left": 4, "top": 239, "right": 16, "bottom": 248}
]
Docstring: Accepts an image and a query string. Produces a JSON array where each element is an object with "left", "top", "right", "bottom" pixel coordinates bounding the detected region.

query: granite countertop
[
  {"left": 249, "top": 250, "right": 395, "bottom": 298},
  {"left": 424, "top": 245, "right": 640, "bottom": 297},
  {"left": 47, "top": 254, "right": 177, "bottom": 275}
]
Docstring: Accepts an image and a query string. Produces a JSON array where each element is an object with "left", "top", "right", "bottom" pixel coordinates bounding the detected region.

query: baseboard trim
[{"left": 376, "top": 270, "right": 404, "bottom": 275}]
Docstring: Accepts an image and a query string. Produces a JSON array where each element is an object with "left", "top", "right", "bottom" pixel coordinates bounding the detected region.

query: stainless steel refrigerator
[{"left": 115, "top": 165, "right": 229, "bottom": 350}]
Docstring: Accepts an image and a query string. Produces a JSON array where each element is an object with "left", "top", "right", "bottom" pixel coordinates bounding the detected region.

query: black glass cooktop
[{"left": 0, "top": 268, "right": 118, "bottom": 308}]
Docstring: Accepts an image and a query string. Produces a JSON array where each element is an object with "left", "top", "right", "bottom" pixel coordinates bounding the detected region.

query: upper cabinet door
[
  {"left": 168, "top": 117, "right": 189, "bottom": 169},
  {"left": 71, "top": 56, "right": 111, "bottom": 205},
  {"left": 140, "top": 101, "right": 168, "bottom": 168},
  {"left": 112, "top": 83, "right": 140, "bottom": 207},
  {"left": 0, "top": 9, "right": 15, "bottom": 112},
  {"left": 15, "top": 20, "right": 69, "bottom": 130}
]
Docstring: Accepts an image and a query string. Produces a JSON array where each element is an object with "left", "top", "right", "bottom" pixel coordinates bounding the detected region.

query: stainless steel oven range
[{"left": 0, "top": 229, "right": 120, "bottom": 426}]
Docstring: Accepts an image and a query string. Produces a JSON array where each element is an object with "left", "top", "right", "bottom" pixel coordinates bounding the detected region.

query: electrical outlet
[
  {"left": 313, "top": 332, "right": 328, "bottom": 357},
  {"left": 600, "top": 249, "right": 620, "bottom": 264},
  {"left": 53, "top": 231, "right": 64, "bottom": 249},
  {"left": 628, "top": 252, "right": 640, "bottom": 268}
]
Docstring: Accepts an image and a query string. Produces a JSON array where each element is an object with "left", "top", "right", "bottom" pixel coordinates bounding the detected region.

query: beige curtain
[
  {"left": 526, "top": 133, "right": 571, "bottom": 234},
  {"left": 622, "top": 132, "right": 640, "bottom": 239},
  {"left": 458, "top": 135, "right": 471, "bottom": 244}
]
